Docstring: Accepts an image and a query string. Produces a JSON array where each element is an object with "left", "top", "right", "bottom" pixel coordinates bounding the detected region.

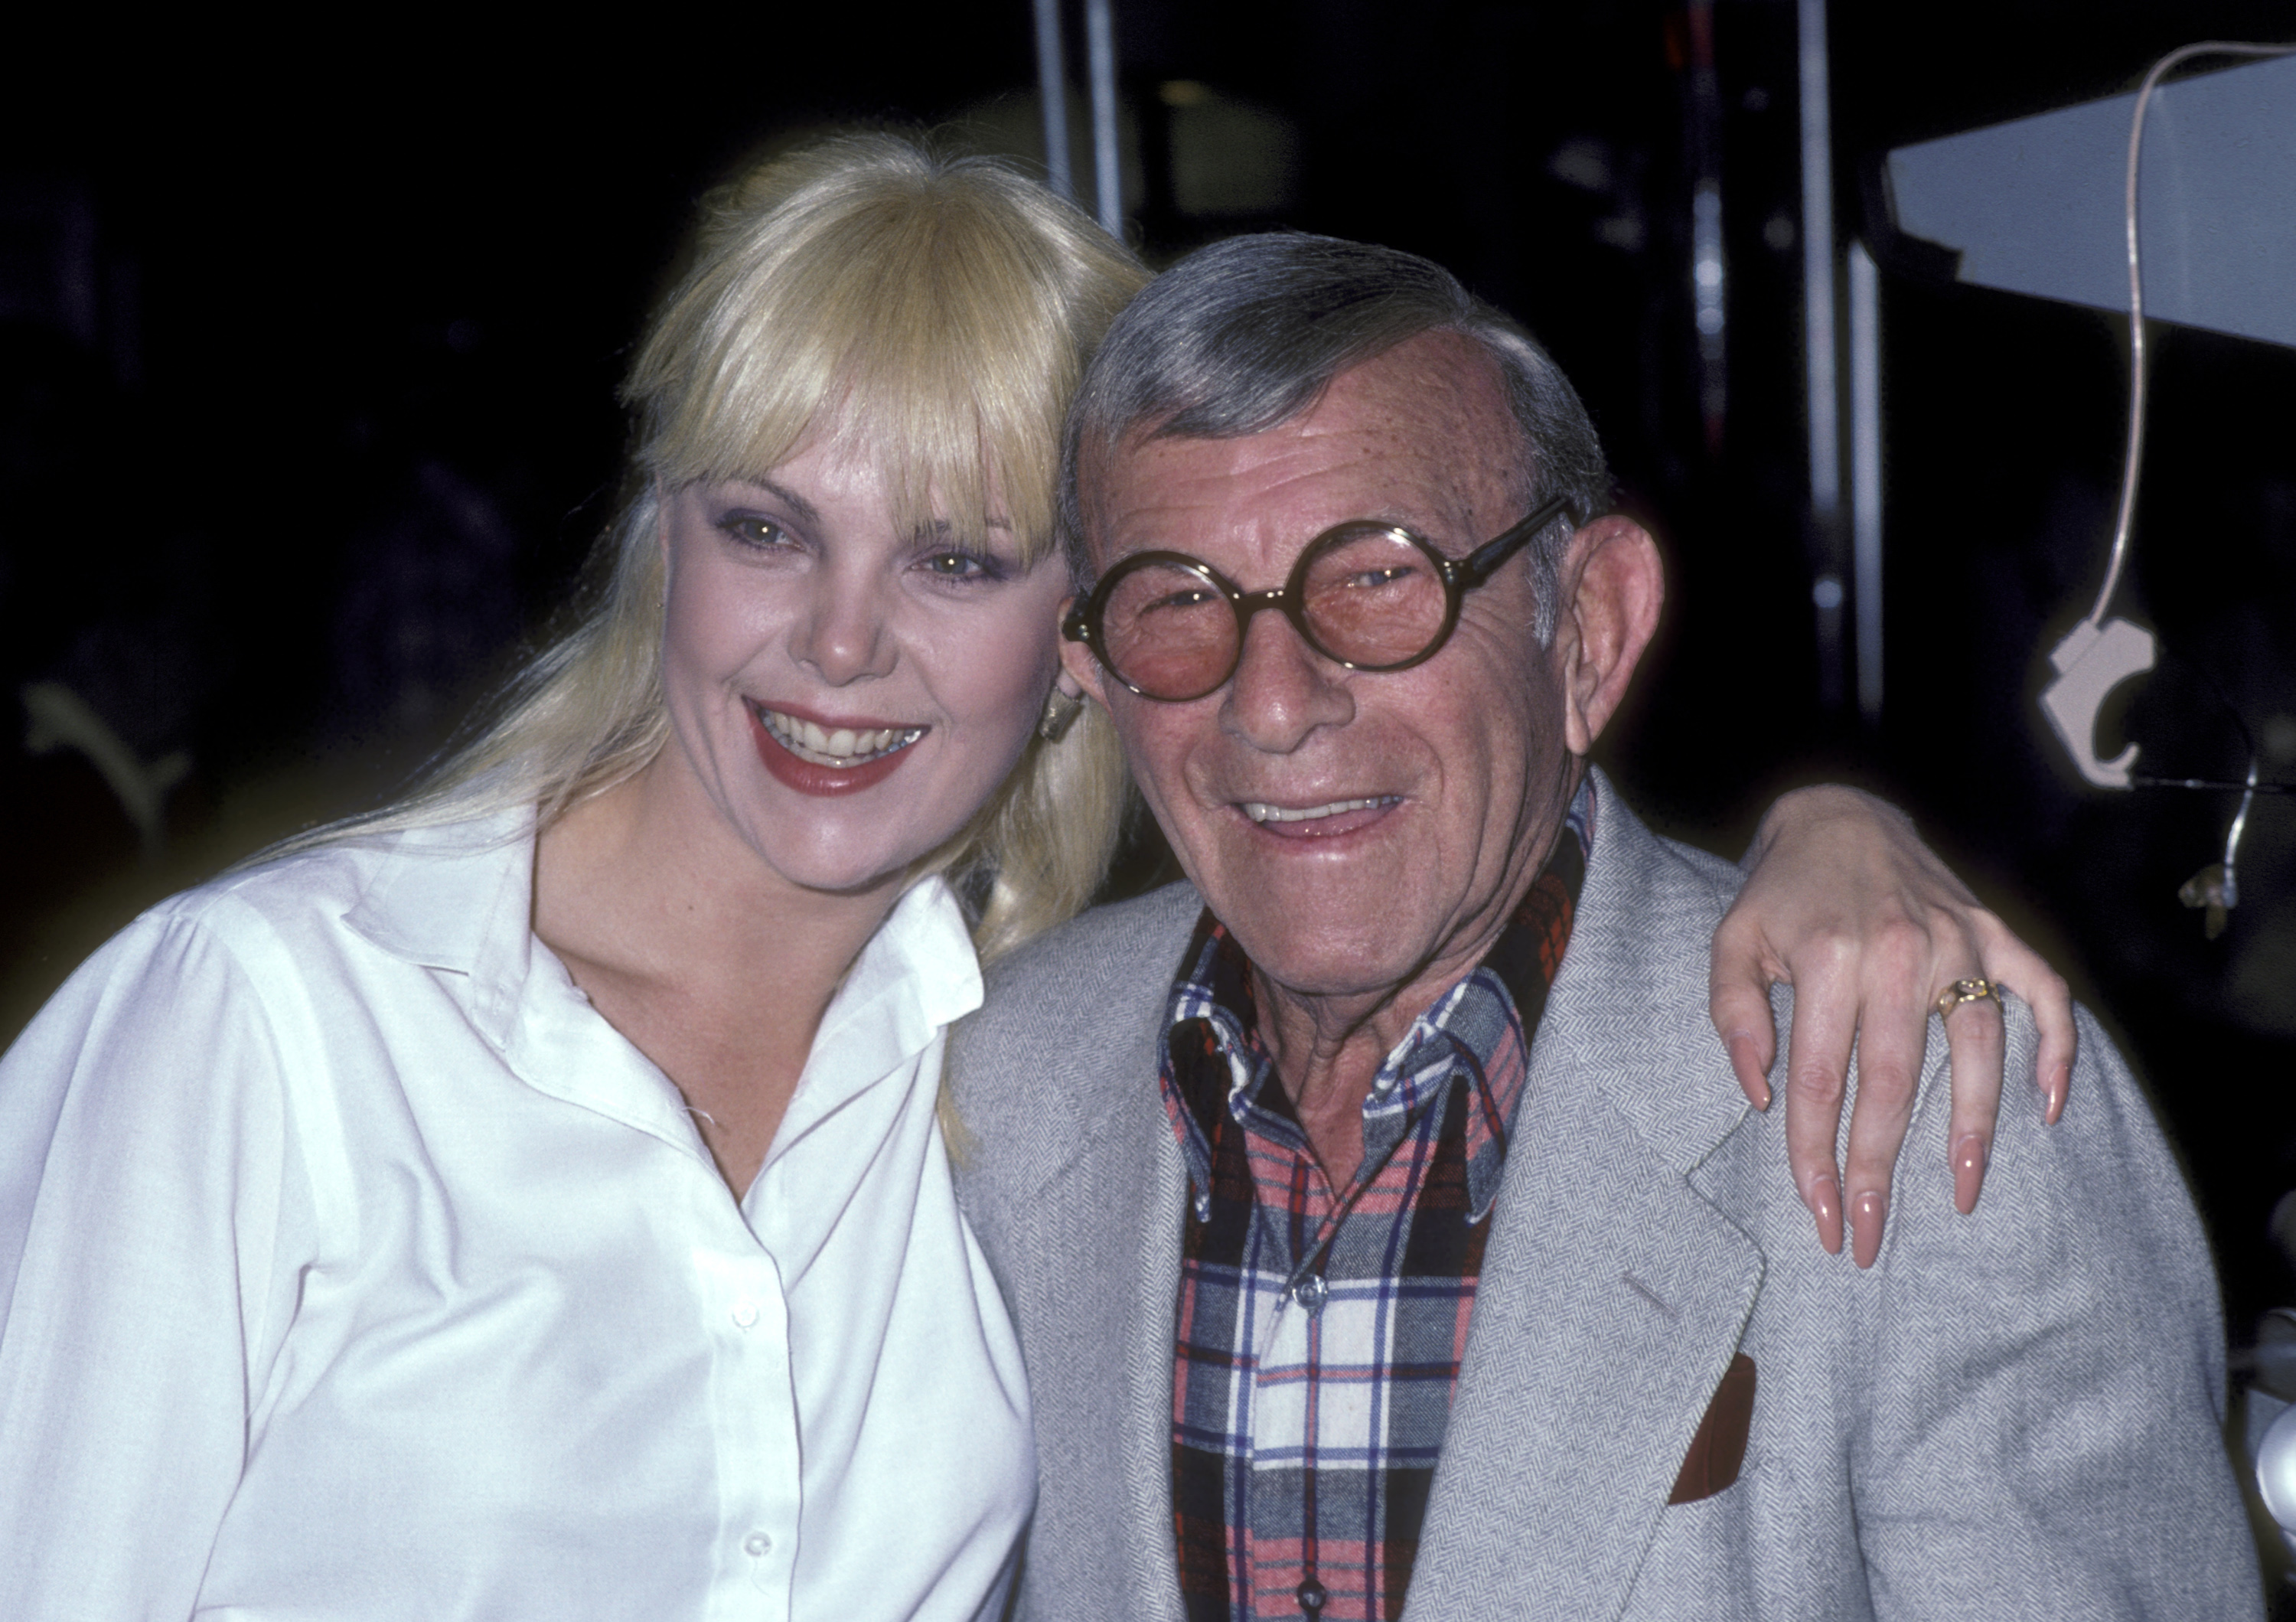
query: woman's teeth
[
  {"left": 759, "top": 708, "right": 924, "bottom": 767},
  {"left": 1241, "top": 797, "right": 1394, "bottom": 824}
]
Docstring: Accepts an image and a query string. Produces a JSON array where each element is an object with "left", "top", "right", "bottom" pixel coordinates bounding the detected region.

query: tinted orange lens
[
  {"left": 1300, "top": 527, "right": 1447, "bottom": 667},
  {"left": 1101, "top": 560, "right": 1237, "bottom": 698}
]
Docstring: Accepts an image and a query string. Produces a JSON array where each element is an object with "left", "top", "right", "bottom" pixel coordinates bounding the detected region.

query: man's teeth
[
  {"left": 1241, "top": 797, "right": 1393, "bottom": 824},
  {"left": 760, "top": 709, "right": 924, "bottom": 766}
]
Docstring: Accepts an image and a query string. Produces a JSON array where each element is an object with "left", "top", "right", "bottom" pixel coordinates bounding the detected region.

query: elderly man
[{"left": 954, "top": 233, "right": 2255, "bottom": 1620}]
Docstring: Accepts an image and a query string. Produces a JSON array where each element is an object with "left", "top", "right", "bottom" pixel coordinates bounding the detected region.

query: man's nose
[
  {"left": 1220, "top": 602, "right": 1353, "bottom": 752},
  {"left": 791, "top": 566, "right": 897, "bottom": 684}
]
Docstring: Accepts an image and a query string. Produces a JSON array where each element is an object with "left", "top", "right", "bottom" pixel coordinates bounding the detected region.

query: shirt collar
[
  {"left": 772, "top": 873, "right": 980, "bottom": 1157},
  {"left": 339, "top": 804, "right": 540, "bottom": 1049},
  {"left": 340, "top": 803, "right": 981, "bottom": 1115}
]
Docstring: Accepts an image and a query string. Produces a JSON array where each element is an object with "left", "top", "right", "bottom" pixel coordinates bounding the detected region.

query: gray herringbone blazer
[{"left": 952, "top": 775, "right": 2258, "bottom": 1619}]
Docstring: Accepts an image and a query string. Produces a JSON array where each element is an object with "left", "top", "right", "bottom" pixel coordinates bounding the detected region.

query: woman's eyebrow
[{"left": 739, "top": 478, "right": 822, "bottom": 527}]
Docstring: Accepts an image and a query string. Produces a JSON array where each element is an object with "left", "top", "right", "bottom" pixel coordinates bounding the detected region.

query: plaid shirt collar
[{"left": 1162, "top": 778, "right": 1596, "bottom": 1222}]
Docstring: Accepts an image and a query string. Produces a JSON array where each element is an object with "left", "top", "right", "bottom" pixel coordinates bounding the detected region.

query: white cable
[
  {"left": 2224, "top": 755, "right": 2259, "bottom": 907},
  {"left": 2088, "top": 39, "right": 2294, "bottom": 627}
]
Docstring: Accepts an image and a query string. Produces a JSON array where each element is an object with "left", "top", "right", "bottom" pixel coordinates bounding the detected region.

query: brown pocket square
[{"left": 1668, "top": 1353, "right": 1756, "bottom": 1505}]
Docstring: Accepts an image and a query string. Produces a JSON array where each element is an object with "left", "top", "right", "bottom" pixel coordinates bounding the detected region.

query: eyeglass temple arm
[{"left": 1451, "top": 494, "right": 1576, "bottom": 588}]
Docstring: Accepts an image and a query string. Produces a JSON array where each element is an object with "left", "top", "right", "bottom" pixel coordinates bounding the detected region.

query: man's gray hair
[{"left": 1059, "top": 231, "right": 1612, "bottom": 645}]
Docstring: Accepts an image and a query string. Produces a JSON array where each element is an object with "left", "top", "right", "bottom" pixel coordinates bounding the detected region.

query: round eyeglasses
[{"left": 1062, "top": 493, "right": 1574, "bottom": 703}]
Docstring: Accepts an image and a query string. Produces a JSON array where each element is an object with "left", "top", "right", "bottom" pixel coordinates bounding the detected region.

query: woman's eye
[
  {"left": 919, "top": 550, "right": 1000, "bottom": 582},
  {"left": 719, "top": 514, "right": 794, "bottom": 550}
]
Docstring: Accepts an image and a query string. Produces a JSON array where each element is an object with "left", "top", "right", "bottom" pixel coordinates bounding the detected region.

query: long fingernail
[
  {"left": 1952, "top": 1133, "right": 1988, "bottom": 1215},
  {"left": 2044, "top": 1063, "right": 2069, "bottom": 1125},
  {"left": 1808, "top": 1172, "right": 1842, "bottom": 1255},
  {"left": 1727, "top": 1033, "right": 1771, "bottom": 1110},
  {"left": 1851, "top": 1190, "right": 1887, "bottom": 1269}
]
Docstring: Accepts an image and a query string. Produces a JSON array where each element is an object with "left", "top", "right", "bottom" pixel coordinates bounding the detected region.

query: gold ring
[{"left": 1935, "top": 977, "right": 2003, "bottom": 1020}]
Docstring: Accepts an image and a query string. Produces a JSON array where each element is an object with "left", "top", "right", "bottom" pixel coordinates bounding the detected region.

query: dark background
[{"left": 5, "top": 0, "right": 2292, "bottom": 1525}]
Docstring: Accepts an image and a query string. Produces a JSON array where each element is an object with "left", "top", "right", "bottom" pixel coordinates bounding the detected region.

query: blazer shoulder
[
  {"left": 1582, "top": 779, "right": 1746, "bottom": 922},
  {"left": 1562, "top": 786, "right": 1748, "bottom": 1015},
  {"left": 979, "top": 880, "right": 1202, "bottom": 1032},
  {"left": 1532, "top": 782, "right": 1756, "bottom": 1173},
  {"left": 953, "top": 881, "right": 1199, "bottom": 1159}
]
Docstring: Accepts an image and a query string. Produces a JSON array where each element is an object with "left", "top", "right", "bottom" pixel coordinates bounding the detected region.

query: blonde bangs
[{"left": 628, "top": 139, "right": 1132, "bottom": 564}]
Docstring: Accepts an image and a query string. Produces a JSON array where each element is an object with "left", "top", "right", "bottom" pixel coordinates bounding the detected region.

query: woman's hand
[{"left": 1709, "top": 785, "right": 2076, "bottom": 1268}]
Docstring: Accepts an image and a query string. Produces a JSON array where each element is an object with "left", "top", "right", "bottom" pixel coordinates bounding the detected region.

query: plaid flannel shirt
[{"left": 1162, "top": 783, "right": 1592, "bottom": 1621}]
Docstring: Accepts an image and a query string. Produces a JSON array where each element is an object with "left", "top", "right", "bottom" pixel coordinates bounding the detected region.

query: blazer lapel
[
  {"left": 1005, "top": 966, "right": 1192, "bottom": 1622},
  {"left": 1408, "top": 778, "right": 1768, "bottom": 1620},
  {"left": 1118, "top": 1112, "right": 1190, "bottom": 1620},
  {"left": 1408, "top": 1074, "right": 1763, "bottom": 1619}
]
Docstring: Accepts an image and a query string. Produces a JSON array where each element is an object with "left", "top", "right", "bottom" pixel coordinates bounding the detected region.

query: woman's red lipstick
[{"left": 748, "top": 703, "right": 922, "bottom": 797}]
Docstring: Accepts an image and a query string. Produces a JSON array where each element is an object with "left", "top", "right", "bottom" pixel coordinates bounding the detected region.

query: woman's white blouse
[{"left": 0, "top": 811, "right": 1035, "bottom": 1620}]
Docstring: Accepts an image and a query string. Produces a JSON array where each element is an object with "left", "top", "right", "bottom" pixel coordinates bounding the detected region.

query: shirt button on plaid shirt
[{"left": 1163, "top": 785, "right": 1593, "bottom": 1622}]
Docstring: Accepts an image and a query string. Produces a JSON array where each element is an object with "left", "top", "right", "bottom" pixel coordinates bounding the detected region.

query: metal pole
[
  {"left": 1688, "top": 0, "right": 1726, "bottom": 450},
  {"left": 1798, "top": 0, "right": 1838, "bottom": 517},
  {"left": 1084, "top": 0, "right": 1122, "bottom": 235},
  {"left": 1798, "top": 0, "right": 1847, "bottom": 712},
  {"left": 1848, "top": 239, "right": 1883, "bottom": 723},
  {"left": 1031, "top": 0, "right": 1073, "bottom": 201}
]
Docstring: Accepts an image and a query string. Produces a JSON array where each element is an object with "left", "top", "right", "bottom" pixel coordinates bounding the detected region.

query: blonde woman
[{"left": 0, "top": 135, "right": 2066, "bottom": 1620}]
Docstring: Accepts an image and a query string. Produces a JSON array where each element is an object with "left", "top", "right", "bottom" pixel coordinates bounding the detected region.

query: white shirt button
[
  {"left": 1293, "top": 1274, "right": 1329, "bottom": 1314},
  {"left": 743, "top": 1531, "right": 773, "bottom": 1558},
  {"left": 730, "top": 1301, "right": 761, "bottom": 1330}
]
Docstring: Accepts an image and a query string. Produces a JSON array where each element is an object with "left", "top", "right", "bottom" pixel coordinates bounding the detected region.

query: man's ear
[
  {"left": 1551, "top": 515, "right": 1664, "bottom": 757},
  {"left": 1056, "top": 596, "right": 1111, "bottom": 708}
]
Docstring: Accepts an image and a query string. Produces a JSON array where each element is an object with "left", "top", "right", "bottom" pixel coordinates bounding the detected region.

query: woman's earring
[{"left": 1038, "top": 687, "right": 1085, "bottom": 742}]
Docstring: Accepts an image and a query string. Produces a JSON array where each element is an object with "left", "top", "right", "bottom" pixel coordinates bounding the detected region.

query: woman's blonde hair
[{"left": 308, "top": 132, "right": 1147, "bottom": 961}]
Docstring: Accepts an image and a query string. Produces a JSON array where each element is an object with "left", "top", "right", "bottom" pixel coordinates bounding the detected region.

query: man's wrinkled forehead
[{"left": 1084, "top": 333, "right": 1524, "bottom": 564}]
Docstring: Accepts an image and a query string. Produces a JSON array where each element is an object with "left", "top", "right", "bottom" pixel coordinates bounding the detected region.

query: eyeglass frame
[{"left": 1060, "top": 491, "right": 1577, "bottom": 702}]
